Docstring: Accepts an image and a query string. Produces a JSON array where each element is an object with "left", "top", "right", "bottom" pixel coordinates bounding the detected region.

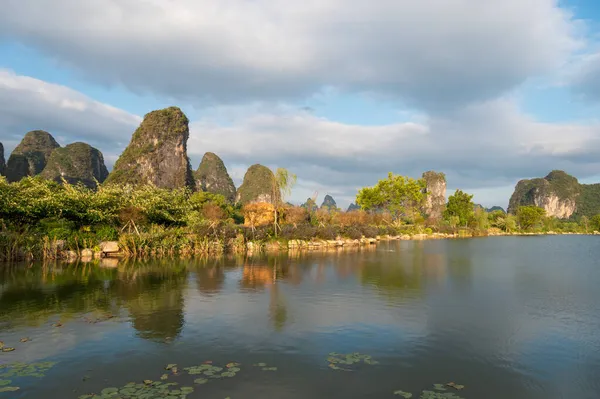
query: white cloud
[
  {"left": 2, "top": 70, "right": 600, "bottom": 209},
  {"left": 0, "top": 0, "right": 581, "bottom": 109},
  {"left": 0, "top": 69, "right": 141, "bottom": 154},
  {"left": 189, "top": 99, "right": 600, "bottom": 208}
]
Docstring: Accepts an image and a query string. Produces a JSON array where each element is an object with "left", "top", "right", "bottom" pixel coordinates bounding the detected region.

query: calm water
[{"left": 0, "top": 236, "right": 599, "bottom": 399}]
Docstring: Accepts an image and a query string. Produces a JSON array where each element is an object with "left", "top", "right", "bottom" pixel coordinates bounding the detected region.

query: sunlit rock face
[{"left": 105, "top": 106, "right": 194, "bottom": 189}]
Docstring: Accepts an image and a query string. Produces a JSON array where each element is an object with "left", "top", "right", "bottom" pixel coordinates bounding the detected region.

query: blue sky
[{"left": 2, "top": 0, "right": 600, "bottom": 208}]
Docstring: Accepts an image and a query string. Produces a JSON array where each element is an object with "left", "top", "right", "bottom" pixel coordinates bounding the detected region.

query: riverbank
[{"left": 8, "top": 229, "right": 596, "bottom": 263}]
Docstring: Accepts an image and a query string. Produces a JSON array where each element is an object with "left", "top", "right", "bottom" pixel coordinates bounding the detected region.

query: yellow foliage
[{"left": 242, "top": 202, "right": 275, "bottom": 227}]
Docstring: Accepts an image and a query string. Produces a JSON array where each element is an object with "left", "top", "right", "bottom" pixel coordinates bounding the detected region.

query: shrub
[
  {"left": 316, "top": 225, "right": 340, "bottom": 240},
  {"left": 342, "top": 226, "right": 362, "bottom": 240}
]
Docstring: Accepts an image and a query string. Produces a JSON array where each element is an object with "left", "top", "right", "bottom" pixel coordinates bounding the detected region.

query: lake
[{"left": 0, "top": 236, "right": 599, "bottom": 399}]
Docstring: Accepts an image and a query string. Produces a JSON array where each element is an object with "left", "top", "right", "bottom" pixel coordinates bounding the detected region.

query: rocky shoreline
[{"left": 43, "top": 230, "right": 600, "bottom": 263}]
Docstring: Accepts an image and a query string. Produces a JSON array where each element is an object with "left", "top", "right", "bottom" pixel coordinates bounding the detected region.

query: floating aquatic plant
[
  {"left": 0, "top": 361, "right": 57, "bottom": 378},
  {"left": 326, "top": 352, "right": 379, "bottom": 371},
  {"left": 393, "top": 383, "right": 467, "bottom": 399},
  {"left": 185, "top": 361, "right": 243, "bottom": 382},
  {"left": 252, "top": 363, "right": 277, "bottom": 371},
  {"left": 79, "top": 380, "right": 193, "bottom": 399},
  {"left": 0, "top": 361, "right": 57, "bottom": 394},
  {"left": 419, "top": 390, "right": 464, "bottom": 399}
]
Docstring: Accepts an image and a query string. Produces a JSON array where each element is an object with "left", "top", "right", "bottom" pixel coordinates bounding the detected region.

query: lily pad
[
  {"left": 433, "top": 384, "right": 447, "bottom": 391},
  {"left": 160, "top": 374, "right": 169, "bottom": 380},
  {"left": 394, "top": 391, "right": 413, "bottom": 398},
  {"left": 101, "top": 387, "right": 119, "bottom": 395},
  {"left": 194, "top": 378, "right": 208, "bottom": 384},
  {"left": 165, "top": 364, "right": 177, "bottom": 370},
  {"left": 0, "top": 381, "right": 10, "bottom": 387},
  {"left": 262, "top": 367, "right": 277, "bottom": 371},
  {"left": 0, "top": 386, "right": 20, "bottom": 392},
  {"left": 1, "top": 348, "right": 15, "bottom": 353}
]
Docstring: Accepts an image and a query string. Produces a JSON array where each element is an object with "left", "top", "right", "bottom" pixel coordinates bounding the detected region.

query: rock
[
  {"left": 236, "top": 164, "right": 279, "bottom": 205},
  {"left": 320, "top": 195, "right": 338, "bottom": 211},
  {"left": 40, "top": 142, "right": 109, "bottom": 189},
  {"left": 5, "top": 130, "right": 60, "bottom": 182},
  {"left": 100, "top": 241, "right": 120, "bottom": 253},
  {"left": 105, "top": 106, "right": 195, "bottom": 189},
  {"left": 0, "top": 142, "right": 5, "bottom": 176},
  {"left": 422, "top": 171, "right": 447, "bottom": 220},
  {"left": 506, "top": 170, "right": 599, "bottom": 219},
  {"left": 347, "top": 203, "right": 360, "bottom": 212},
  {"left": 194, "top": 152, "right": 236, "bottom": 202},
  {"left": 81, "top": 248, "right": 93, "bottom": 258}
]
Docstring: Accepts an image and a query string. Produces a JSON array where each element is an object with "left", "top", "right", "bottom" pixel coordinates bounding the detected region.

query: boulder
[
  {"left": 194, "top": 152, "right": 236, "bottom": 202},
  {"left": 105, "top": 106, "right": 195, "bottom": 189},
  {"left": 5, "top": 130, "right": 60, "bottom": 182},
  {"left": 40, "top": 142, "right": 109, "bottom": 189},
  {"left": 100, "top": 241, "right": 120, "bottom": 253}
]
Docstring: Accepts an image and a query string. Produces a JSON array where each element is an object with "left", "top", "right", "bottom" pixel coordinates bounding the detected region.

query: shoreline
[{"left": 3, "top": 230, "right": 597, "bottom": 264}]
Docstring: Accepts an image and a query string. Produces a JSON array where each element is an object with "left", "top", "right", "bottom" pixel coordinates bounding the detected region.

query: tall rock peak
[
  {"left": 194, "top": 152, "right": 236, "bottom": 202},
  {"left": 236, "top": 164, "right": 278, "bottom": 205},
  {"left": 347, "top": 203, "right": 360, "bottom": 212},
  {"left": 105, "top": 106, "right": 194, "bottom": 189},
  {"left": 0, "top": 142, "right": 5, "bottom": 176},
  {"left": 508, "top": 170, "right": 581, "bottom": 218},
  {"left": 422, "top": 171, "right": 447, "bottom": 220},
  {"left": 321, "top": 194, "right": 338, "bottom": 210},
  {"left": 6, "top": 130, "right": 60, "bottom": 182},
  {"left": 40, "top": 142, "right": 109, "bottom": 189}
]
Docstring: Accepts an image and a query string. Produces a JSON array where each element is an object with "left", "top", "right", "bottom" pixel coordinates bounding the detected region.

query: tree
[
  {"left": 473, "top": 207, "right": 489, "bottom": 230},
  {"left": 580, "top": 215, "right": 589, "bottom": 233},
  {"left": 591, "top": 214, "right": 600, "bottom": 231},
  {"left": 443, "top": 190, "right": 474, "bottom": 227},
  {"left": 272, "top": 168, "right": 297, "bottom": 237},
  {"left": 516, "top": 205, "right": 546, "bottom": 231},
  {"left": 356, "top": 172, "right": 426, "bottom": 223}
]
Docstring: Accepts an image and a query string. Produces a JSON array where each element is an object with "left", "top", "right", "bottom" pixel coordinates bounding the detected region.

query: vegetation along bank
[{"left": 1, "top": 107, "right": 599, "bottom": 262}]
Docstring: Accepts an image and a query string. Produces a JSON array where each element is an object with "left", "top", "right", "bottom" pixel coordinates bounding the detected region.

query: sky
[{"left": 2, "top": 0, "right": 600, "bottom": 209}]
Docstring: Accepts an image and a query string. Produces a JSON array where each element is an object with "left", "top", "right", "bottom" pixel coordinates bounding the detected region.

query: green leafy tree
[
  {"left": 473, "top": 207, "right": 489, "bottom": 230},
  {"left": 272, "top": 168, "right": 297, "bottom": 237},
  {"left": 443, "top": 190, "right": 474, "bottom": 227},
  {"left": 356, "top": 173, "right": 426, "bottom": 222},
  {"left": 516, "top": 205, "right": 546, "bottom": 231},
  {"left": 591, "top": 214, "right": 600, "bottom": 231},
  {"left": 580, "top": 215, "right": 589, "bottom": 233}
]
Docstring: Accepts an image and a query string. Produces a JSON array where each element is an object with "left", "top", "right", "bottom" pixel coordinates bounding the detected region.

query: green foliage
[
  {"left": 443, "top": 190, "right": 474, "bottom": 227},
  {"left": 516, "top": 205, "right": 546, "bottom": 231},
  {"left": 591, "top": 214, "right": 600, "bottom": 231},
  {"left": 356, "top": 172, "right": 426, "bottom": 221},
  {"left": 575, "top": 183, "right": 600, "bottom": 219},
  {"left": 236, "top": 164, "right": 279, "bottom": 205}
]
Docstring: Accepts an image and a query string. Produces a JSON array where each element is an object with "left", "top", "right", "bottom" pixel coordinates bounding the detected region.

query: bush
[
  {"left": 361, "top": 225, "right": 378, "bottom": 238},
  {"left": 95, "top": 225, "right": 119, "bottom": 241},
  {"left": 342, "top": 226, "right": 362, "bottom": 240},
  {"left": 316, "top": 225, "right": 340, "bottom": 240}
]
